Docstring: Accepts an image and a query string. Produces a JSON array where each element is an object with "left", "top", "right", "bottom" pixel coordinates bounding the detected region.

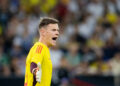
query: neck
[{"left": 39, "top": 37, "right": 50, "bottom": 48}]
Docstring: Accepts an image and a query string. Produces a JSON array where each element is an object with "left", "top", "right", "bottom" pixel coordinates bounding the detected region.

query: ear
[{"left": 40, "top": 28, "right": 46, "bottom": 36}]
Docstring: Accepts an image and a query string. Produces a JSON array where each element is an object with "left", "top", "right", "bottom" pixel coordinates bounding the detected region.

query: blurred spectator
[
  {"left": 0, "top": 46, "right": 9, "bottom": 66},
  {"left": 108, "top": 52, "right": 120, "bottom": 86},
  {"left": 87, "top": 0, "right": 104, "bottom": 19},
  {"left": 59, "top": 78, "right": 70, "bottom": 86},
  {"left": 103, "top": 36, "right": 118, "bottom": 61},
  {"left": 65, "top": 42, "right": 82, "bottom": 69},
  {"left": 78, "top": 12, "right": 96, "bottom": 39},
  {"left": 57, "top": 26, "right": 69, "bottom": 48},
  {"left": 54, "top": 0, "right": 69, "bottom": 22},
  {"left": 73, "top": 61, "right": 89, "bottom": 76},
  {"left": 87, "top": 32, "right": 105, "bottom": 50},
  {"left": 108, "top": 52, "right": 120, "bottom": 76},
  {"left": 10, "top": 37, "right": 23, "bottom": 58},
  {"left": 68, "top": 0, "right": 79, "bottom": 14},
  {"left": 0, "top": 46, "right": 10, "bottom": 76},
  {"left": 10, "top": 57, "right": 23, "bottom": 77},
  {"left": 107, "top": 0, "right": 120, "bottom": 14},
  {"left": 88, "top": 55, "right": 109, "bottom": 75},
  {"left": 82, "top": 45, "right": 95, "bottom": 62},
  {"left": 0, "top": 0, "right": 12, "bottom": 30},
  {"left": 2, "top": 65, "right": 11, "bottom": 77},
  {"left": 50, "top": 46, "right": 63, "bottom": 69}
]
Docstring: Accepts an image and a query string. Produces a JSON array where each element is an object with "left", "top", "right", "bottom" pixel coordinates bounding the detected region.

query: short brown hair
[{"left": 39, "top": 17, "right": 59, "bottom": 29}]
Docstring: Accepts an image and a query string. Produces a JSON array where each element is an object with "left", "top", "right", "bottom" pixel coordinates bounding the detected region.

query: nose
[{"left": 56, "top": 31, "right": 59, "bottom": 36}]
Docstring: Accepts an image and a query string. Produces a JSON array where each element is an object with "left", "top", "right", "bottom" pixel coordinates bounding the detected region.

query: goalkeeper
[{"left": 24, "top": 17, "right": 59, "bottom": 86}]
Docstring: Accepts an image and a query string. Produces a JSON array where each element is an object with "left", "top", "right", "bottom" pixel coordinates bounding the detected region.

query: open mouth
[{"left": 52, "top": 37, "right": 57, "bottom": 41}]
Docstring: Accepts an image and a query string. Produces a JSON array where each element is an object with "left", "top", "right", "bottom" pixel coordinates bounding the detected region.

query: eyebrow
[{"left": 52, "top": 28, "right": 59, "bottom": 31}]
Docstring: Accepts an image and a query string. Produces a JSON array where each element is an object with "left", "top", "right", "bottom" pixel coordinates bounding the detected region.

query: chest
[{"left": 42, "top": 50, "right": 52, "bottom": 70}]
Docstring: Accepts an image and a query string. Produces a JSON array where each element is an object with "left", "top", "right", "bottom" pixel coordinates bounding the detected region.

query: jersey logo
[{"left": 36, "top": 45, "right": 43, "bottom": 54}]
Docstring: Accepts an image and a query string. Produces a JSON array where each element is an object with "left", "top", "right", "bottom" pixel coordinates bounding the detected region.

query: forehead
[{"left": 46, "top": 24, "right": 59, "bottom": 30}]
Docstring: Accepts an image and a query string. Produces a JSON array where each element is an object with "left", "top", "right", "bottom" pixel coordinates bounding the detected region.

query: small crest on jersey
[{"left": 36, "top": 45, "right": 43, "bottom": 54}]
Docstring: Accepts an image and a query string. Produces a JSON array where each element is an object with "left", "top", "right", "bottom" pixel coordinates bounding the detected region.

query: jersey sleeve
[{"left": 31, "top": 45, "right": 45, "bottom": 65}]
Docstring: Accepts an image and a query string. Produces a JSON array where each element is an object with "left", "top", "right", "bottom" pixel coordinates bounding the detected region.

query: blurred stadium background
[{"left": 0, "top": 0, "right": 120, "bottom": 86}]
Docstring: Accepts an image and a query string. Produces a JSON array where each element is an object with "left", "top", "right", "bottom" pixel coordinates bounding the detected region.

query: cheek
[
  {"left": 43, "top": 31, "right": 46, "bottom": 36},
  {"left": 46, "top": 32, "right": 50, "bottom": 37},
  {"left": 46, "top": 32, "right": 52, "bottom": 39},
  {"left": 47, "top": 31, "right": 53, "bottom": 36}
]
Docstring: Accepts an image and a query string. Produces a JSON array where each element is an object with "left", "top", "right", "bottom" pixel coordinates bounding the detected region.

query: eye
[{"left": 52, "top": 29, "right": 56, "bottom": 31}]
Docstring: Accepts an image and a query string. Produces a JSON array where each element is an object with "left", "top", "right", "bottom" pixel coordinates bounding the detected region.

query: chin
[
  {"left": 48, "top": 41, "right": 57, "bottom": 47},
  {"left": 52, "top": 43, "right": 56, "bottom": 46},
  {"left": 48, "top": 43, "right": 56, "bottom": 47},
  {"left": 51, "top": 42, "right": 57, "bottom": 46}
]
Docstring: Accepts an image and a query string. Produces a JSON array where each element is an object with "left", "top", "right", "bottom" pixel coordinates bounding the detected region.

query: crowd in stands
[{"left": 0, "top": 0, "right": 120, "bottom": 86}]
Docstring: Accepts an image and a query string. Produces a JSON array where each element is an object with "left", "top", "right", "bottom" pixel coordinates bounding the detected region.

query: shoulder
[{"left": 33, "top": 42, "right": 47, "bottom": 55}]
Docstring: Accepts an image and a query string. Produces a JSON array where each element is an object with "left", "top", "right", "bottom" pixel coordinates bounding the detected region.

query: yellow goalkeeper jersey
[{"left": 24, "top": 42, "right": 52, "bottom": 86}]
